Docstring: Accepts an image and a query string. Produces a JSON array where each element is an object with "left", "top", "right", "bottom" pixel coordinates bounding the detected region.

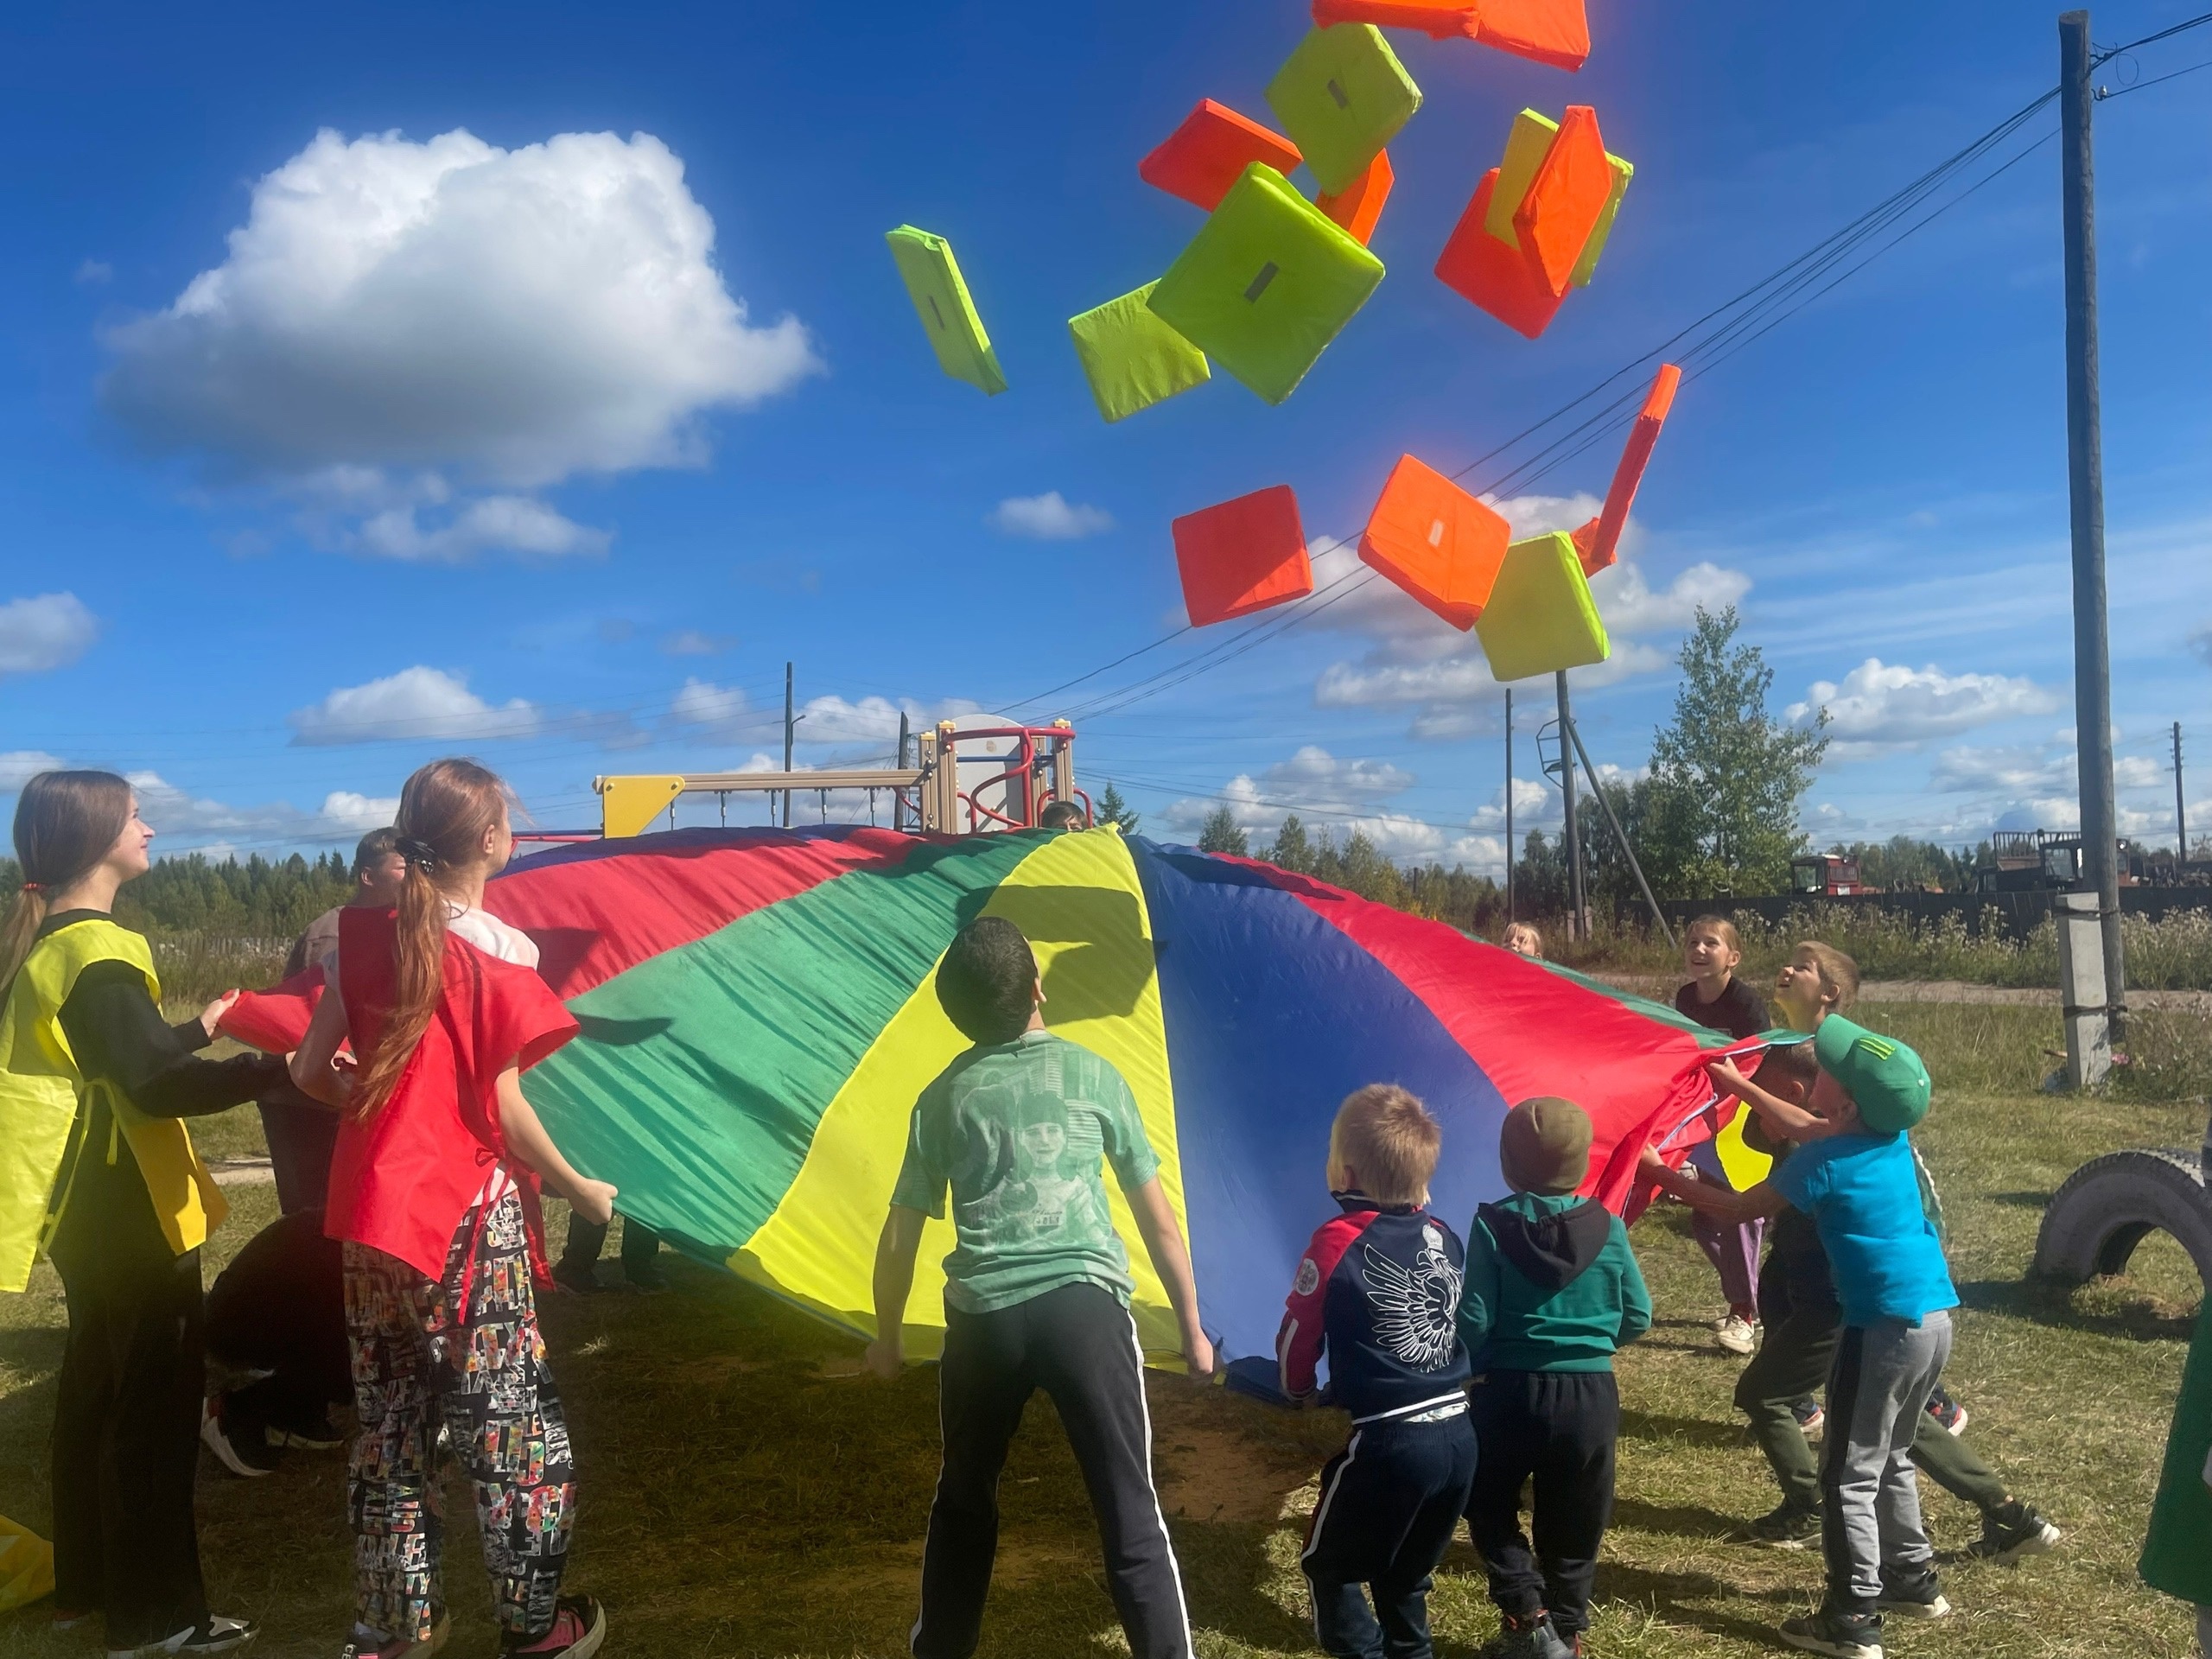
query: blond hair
[
  {"left": 1328, "top": 1084, "right": 1442, "bottom": 1205},
  {"left": 1501, "top": 921, "right": 1543, "bottom": 957},
  {"left": 1685, "top": 914, "right": 1741, "bottom": 953},
  {"left": 1796, "top": 941, "right": 1860, "bottom": 1009}
]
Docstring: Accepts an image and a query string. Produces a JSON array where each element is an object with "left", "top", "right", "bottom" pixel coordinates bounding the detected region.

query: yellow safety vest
[{"left": 0, "top": 919, "right": 227, "bottom": 1292}]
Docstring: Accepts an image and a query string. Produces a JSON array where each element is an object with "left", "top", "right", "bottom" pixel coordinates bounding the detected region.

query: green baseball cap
[{"left": 1813, "top": 1015, "right": 1931, "bottom": 1133}]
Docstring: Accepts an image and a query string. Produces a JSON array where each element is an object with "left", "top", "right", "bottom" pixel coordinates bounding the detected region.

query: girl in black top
[
  {"left": 1672, "top": 915, "right": 1772, "bottom": 1352},
  {"left": 3, "top": 770, "right": 281, "bottom": 1656}
]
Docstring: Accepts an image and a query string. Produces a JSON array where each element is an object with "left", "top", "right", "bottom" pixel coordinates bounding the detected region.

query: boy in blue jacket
[
  {"left": 1278, "top": 1084, "right": 1477, "bottom": 1659},
  {"left": 1462, "top": 1096, "right": 1651, "bottom": 1659},
  {"left": 1643, "top": 1017, "right": 1956, "bottom": 1659}
]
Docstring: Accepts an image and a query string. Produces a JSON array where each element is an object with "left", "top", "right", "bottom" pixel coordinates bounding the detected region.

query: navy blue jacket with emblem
[{"left": 1276, "top": 1193, "right": 1472, "bottom": 1423}]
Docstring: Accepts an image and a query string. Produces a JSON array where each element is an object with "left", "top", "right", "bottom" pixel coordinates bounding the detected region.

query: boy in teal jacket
[{"left": 1461, "top": 1097, "right": 1651, "bottom": 1659}]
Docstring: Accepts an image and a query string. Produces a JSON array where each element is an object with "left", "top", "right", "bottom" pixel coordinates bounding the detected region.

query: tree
[
  {"left": 1094, "top": 781, "right": 1139, "bottom": 837},
  {"left": 1263, "top": 813, "right": 1313, "bottom": 872},
  {"left": 1643, "top": 607, "right": 1829, "bottom": 897},
  {"left": 1197, "top": 804, "right": 1249, "bottom": 855}
]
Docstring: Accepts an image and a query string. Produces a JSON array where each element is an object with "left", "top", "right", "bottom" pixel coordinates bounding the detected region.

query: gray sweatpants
[{"left": 1818, "top": 1311, "right": 1953, "bottom": 1612}]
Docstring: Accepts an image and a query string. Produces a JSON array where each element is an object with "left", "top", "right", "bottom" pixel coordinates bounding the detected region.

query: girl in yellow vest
[{"left": 0, "top": 771, "right": 283, "bottom": 1658}]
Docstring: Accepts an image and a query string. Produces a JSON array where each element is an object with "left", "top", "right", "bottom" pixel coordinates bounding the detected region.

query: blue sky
[{"left": 3, "top": 1, "right": 2208, "bottom": 871}]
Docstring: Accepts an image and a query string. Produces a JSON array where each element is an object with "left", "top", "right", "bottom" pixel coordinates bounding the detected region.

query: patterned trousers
[{"left": 342, "top": 1190, "right": 575, "bottom": 1642}]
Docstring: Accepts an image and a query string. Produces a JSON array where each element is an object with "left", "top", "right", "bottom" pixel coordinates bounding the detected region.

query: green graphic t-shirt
[{"left": 891, "top": 1029, "right": 1160, "bottom": 1315}]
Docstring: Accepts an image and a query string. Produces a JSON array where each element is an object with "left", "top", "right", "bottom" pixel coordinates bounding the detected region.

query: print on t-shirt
[{"left": 1363, "top": 1219, "right": 1464, "bottom": 1371}]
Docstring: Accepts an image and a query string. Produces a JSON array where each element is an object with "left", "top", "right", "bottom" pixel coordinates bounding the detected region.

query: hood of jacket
[{"left": 1478, "top": 1192, "right": 1611, "bottom": 1294}]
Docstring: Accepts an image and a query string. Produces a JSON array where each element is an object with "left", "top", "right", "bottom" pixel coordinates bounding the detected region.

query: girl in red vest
[{"left": 289, "top": 759, "right": 613, "bottom": 1659}]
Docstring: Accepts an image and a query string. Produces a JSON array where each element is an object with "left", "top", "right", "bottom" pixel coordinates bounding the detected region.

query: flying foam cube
[
  {"left": 886, "top": 226, "right": 1006, "bottom": 396},
  {"left": 1147, "top": 163, "right": 1385, "bottom": 405},
  {"left": 1312, "top": 0, "right": 1478, "bottom": 37},
  {"left": 1513, "top": 105, "right": 1614, "bottom": 296},
  {"left": 1265, "top": 24, "right": 1423, "bottom": 197},
  {"left": 1471, "top": 0, "right": 1592, "bottom": 70},
  {"left": 1434, "top": 169, "right": 1567, "bottom": 340},
  {"left": 1570, "top": 151, "right": 1634, "bottom": 287},
  {"left": 1173, "top": 486, "right": 1313, "bottom": 627},
  {"left": 1358, "top": 455, "right": 1512, "bottom": 630},
  {"left": 1572, "top": 362, "right": 1681, "bottom": 575},
  {"left": 1484, "top": 107, "right": 1632, "bottom": 288},
  {"left": 1140, "top": 99, "right": 1304, "bottom": 212},
  {"left": 1068, "top": 283, "right": 1212, "bottom": 424},
  {"left": 1315, "top": 149, "right": 1394, "bottom": 246},
  {"left": 1474, "top": 531, "right": 1611, "bottom": 681}
]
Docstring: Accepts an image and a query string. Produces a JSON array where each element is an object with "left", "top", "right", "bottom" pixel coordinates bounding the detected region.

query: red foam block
[
  {"left": 1434, "top": 168, "right": 1568, "bottom": 340},
  {"left": 1574, "top": 362, "right": 1681, "bottom": 575},
  {"left": 1173, "top": 486, "right": 1313, "bottom": 627},
  {"left": 1140, "top": 99, "right": 1303, "bottom": 212}
]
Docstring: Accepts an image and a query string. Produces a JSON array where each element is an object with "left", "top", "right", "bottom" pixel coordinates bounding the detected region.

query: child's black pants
[
  {"left": 1300, "top": 1408, "right": 1478, "bottom": 1659},
  {"left": 1465, "top": 1369, "right": 1618, "bottom": 1638},
  {"left": 917, "top": 1281, "right": 1190, "bottom": 1659}
]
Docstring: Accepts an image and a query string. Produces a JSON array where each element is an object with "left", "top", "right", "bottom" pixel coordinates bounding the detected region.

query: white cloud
[
  {"left": 317, "top": 791, "right": 402, "bottom": 830},
  {"left": 2190, "top": 622, "right": 2212, "bottom": 668},
  {"left": 356, "top": 495, "right": 610, "bottom": 562},
  {"left": 0, "top": 593, "right": 99, "bottom": 677},
  {"left": 289, "top": 665, "right": 543, "bottom": 746},
  {"left": 0, "top": 751, "right": 69, "bottom": 791},
  {"left": 1593, "top": 560, "right": 1750, "bottom": 638},
  {"left": 75, "top": 259, "right": 112, "bottom": 286},
  {"left": 1788, "top": 658, "right": 2060, "bottom": 752},
  {"left": 667, "top": 682, "right": 982, "bottom": 749},
  {"left": 987, "top": 492, "right": 1114, "bottom": 540},
  {"left": 100, "top": 126, "right": 820, "bottom": 557},
  {"left": 126, "top": 772, "right": 403, "bottom": 855},
  {"left": 660, "top": 629, "right": 732, "bottom": 657}
]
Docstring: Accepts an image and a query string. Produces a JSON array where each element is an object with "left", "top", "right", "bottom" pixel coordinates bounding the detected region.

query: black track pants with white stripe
[
  {"left": 1301, "top": 1411, "right": 1478, "bottom": 1659},
  {"left": 915, "top": 1282, "right": 1192, "bottom": 1659}
]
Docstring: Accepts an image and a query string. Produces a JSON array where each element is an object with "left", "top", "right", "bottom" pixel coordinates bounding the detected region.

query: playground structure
[{"left": 591, "top": 720, "right": 1086, "bottom": 839}]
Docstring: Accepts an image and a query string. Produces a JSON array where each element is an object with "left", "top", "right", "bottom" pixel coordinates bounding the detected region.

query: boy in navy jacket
[{"left": 1278, "top": 1085, "right": 1476, "bottom": 1659}]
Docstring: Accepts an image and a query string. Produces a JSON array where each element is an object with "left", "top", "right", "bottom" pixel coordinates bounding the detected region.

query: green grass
[{"left": 3, "top": 1031, "right": 2206, "bottom": 1655}]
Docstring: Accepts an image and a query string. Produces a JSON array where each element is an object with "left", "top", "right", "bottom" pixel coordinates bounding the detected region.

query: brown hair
[
  {"left": 1328, "top": 1084, "right": 1442, "bottom": 1206},
  {"left": 1685, "top": 914, "right": 1741, "bottom": 953},
  {"left": 1758, "top": 1039, "right": 1821, "bottom": 1092},
  {"left": 1, "top": 771, "right": 134, "bottom": 1001},
  {"left": 1796, "top": 942, "right": 1860, "bottom": 1009},
  {"left": 351, "top": 759, "right": 512, "bottom": 1117}
]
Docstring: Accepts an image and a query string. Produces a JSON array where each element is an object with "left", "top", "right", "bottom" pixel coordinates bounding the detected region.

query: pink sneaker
[{"left": 503, "top": 1598, "right": 606, "bottom": 1659}]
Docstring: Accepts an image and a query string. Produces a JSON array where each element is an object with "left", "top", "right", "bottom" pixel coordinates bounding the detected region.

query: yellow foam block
[
  {"left": 1474, "top": 531, "right": 1611, "bottom": 683},
  {"left": 1484, "top": 107, "right": 1633, "bottom": 288}
]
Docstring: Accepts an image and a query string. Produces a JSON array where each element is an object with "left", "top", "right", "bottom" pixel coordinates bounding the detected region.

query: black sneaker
[
  {"left": 1967, "top": 1499, "right": 2062, "bottom": 1564},
  {"left": 550, "top": 1260, "right": 603, "bottom": 1295},
  {"left": 270, "top": 1407, "right": 343, "bottom": 1452},
  {"left": 1874, "top": 1567, "right": 1950, "bottom": 1619},
  {"left": 625, "top": 1261, "right": 668, "bottom": 1294},
  {"left": 200, "top": 1397, "right": 278, "bottom": 1478},
  {"left": 1480, "top": 1611, "right": 1574, "bottom": 1658},
  {"left": 1736, "top": 1502, "right": 1822, "bottom": 1549},
  {"left": 1779, "top": 1607, "right": 1883, "bottom": 1659}
]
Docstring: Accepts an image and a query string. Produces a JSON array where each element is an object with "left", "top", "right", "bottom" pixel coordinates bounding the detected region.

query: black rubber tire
[{"left": 2033, "top": 1146, "right": 2212, "bottom": 1291}]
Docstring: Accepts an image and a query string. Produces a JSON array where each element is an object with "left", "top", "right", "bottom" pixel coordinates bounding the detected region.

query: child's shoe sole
[{"left": 1873, "top": 1592, "right": 1949, "bottom": 1619}]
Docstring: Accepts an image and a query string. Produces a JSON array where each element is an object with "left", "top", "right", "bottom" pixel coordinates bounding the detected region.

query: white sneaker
[{"left": 1716, "top": 1313, "right": 1758, "bottom": 1355}]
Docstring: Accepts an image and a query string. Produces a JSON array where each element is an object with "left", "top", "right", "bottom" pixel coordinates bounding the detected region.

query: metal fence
[{"left": 1653, "top": 886, "right": 2212, "bottom": 943}]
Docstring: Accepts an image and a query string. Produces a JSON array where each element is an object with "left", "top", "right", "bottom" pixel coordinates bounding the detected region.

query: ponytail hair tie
[
  {"left": 20, "top": 881, "right": 39, "bottom": 893},
  {"left": 394, "top": 836, "right": 438, "bottom": 872}
]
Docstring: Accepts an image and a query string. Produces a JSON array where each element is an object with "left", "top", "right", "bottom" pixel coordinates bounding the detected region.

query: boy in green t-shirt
[{"left": 867, "top": 918, "right": 1212, "bottom": 1659}]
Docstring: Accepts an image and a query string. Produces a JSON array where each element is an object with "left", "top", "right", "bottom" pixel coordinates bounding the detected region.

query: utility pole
[
  {"left": 1503, "top": 688, "right": 1515, "bottom": 923},
  {"left": 1556, "top": 670, "right": 1586, "bottom": 940},
  {"left": 2175, "top": 721, "right": 2188, "bottom": 866},
  {"left": 782, "top": 661, "right": 795, "bottom": 829},
  {"left": 895, "top": 711, "right": 912, "bottom": 832},
  {"left": 2059, "top": 10, "right": 2126, "bottom": 1039}
]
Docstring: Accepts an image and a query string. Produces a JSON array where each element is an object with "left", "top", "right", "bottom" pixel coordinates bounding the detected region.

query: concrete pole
[
  {"left": 783, "top": 661, "right": 795, "bottom": 829},
  {"left": 2059, "top": 10, "right": 2126, "bottom": 1038},
  {"left": 1504, "top": 688, "right": 1515, "bottom": 924},
  {"left": 2175, "top": 721, "right": 2187, "bottom": 865},
  {"left": 1557, "top": 670, "right": 1586, "bottom": 940}
]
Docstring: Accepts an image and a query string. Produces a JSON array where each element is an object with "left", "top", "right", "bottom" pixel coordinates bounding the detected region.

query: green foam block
[
  {"left": 1145, "top": 164, "right": 1384, "bottom": 407},
  {"left": 1474, "top": 531, "right": 1611, "bottom": 682},
  {"left": 886, "top": 225, "right": 1007, "bottom": 396},
  {"left": 1266, "top": 23, "right": 1422, "bottom": 197},
  {"left": 1067, "top": 282, "right": 1211, "bottom": 423}
]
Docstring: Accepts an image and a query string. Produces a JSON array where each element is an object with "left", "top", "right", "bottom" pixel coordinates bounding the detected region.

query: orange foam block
[
  {"left": 1316, "top": 149, "right": 1394, "bottom": 246},
  {"left": 1473, "top": 0, "right": 1590, "bottom": 70},
  {"left": 1173, "top": 486, "right": 1314, "bottom": 627},
  {"left": 1573, "top": 362, "right": 1681, "bottom": 575},
  {"left": 1140, "top": 99, "right": 1304, "bottom": 212},
  {"left": 1359, "top": 455, "right": 1512, "bottom": 630},
  {"left": 1514, "top": 105, "right": 1612, "bottom": 296},
  {"left": 1311, "top": 0, "right": 1480, "bottom": 39},
  {"left": 1434, "top": 169, "right": 1567, "bottom": 340}
]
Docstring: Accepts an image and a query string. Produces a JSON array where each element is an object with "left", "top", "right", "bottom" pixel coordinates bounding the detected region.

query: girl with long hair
[
  {"left": 0, "top": 771, "right": 281, "bottom": 1656},
  {"left": 289, "top": 759, "right": 612, "bottom": 1659}
]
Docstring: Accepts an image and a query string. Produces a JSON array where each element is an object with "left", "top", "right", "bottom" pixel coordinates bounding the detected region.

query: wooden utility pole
[
  {"left": 2059, "top": 10, "right": 2126, "bottom": 1039},
  {"left": 1556, "top": 670, "right": 1586, "bottom": 939},
  {"left": 1503, "top": 688, "right": 1515, "bottom": 923},
  {"left": 782, "top": 661, "right": 796, "bottom": 829}
]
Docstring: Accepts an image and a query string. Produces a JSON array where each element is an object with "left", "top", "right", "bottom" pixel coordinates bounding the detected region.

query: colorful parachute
[{"left": 450, "top": 826, "right": 1743, "bottom": 1368}]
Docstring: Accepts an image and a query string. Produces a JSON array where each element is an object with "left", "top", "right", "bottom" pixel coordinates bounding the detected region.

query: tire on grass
[{"left": 2032, "top": 1146, "right": 2212, "bottom": 1294}]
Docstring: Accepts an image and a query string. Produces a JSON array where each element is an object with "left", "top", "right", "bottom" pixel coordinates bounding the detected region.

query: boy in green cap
[
  {"left": 1641, "top": 1018, "right": 1956, "bottom": 1659},
  {"left": 1462, "top": 1097, "right": 1651, "bottom": 1659}
]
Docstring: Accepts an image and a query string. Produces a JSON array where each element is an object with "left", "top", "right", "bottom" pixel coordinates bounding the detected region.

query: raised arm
[
  {"left": 866, "top": 1205, "right": 928, "bottom": 1379},
  {"left": 1708, "top": 1057, "right": 1827, "bottom": 1141},
  {"left": 1640, "top": 1146, "right": 1787, "bottom": 1224},
  {"left": 1128, "top": 1176, "right": 1215, "bottom": 1378}
]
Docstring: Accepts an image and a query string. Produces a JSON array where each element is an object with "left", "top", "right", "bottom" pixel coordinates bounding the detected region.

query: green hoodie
[{"left": 1458, "top": 1191, "right": 1652, "bottom": 1373}]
